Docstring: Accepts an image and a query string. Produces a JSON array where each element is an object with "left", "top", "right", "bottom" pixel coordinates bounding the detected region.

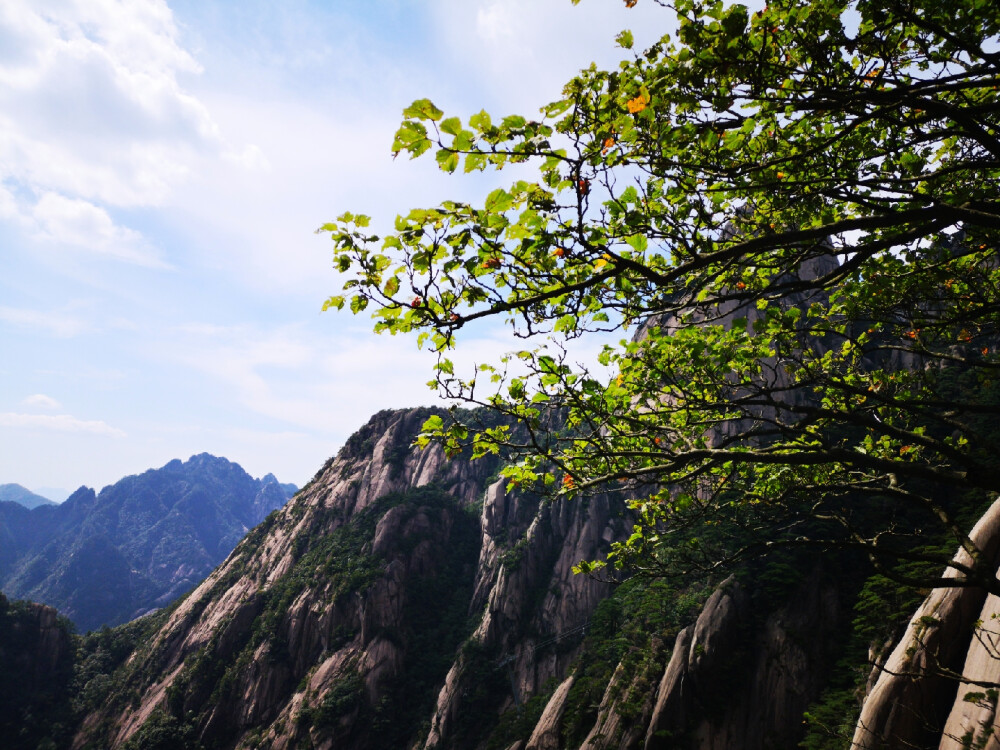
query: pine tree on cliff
[{"left": 324, "top": 0, "right": 1000, "bottom": 594}]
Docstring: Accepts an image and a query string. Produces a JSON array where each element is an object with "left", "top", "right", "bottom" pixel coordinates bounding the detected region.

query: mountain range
[
  {"left": 0, "top": 409, "right": 997, "bottom": 749},
  {"left": 0, "top": 454, "right": 296, "bottom": 632},
  {"left": 0, "top": 483, "right": 57, "bottom": 509}
]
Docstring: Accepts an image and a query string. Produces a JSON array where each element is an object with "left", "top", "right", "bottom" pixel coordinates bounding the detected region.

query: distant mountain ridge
[
  {"left": 0, "top": 484, "right": 56, "bottom": 509},
  {"left": 0, "top": 454, "right": 295, "bottom": 632}
]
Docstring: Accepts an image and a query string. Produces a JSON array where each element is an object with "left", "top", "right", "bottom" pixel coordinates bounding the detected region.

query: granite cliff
[
  {"left": 0, "top": 593, "right": 75, "bottom": 750},
  {"left": 65, "top": 407, "right": 874, "bottom": 750}
]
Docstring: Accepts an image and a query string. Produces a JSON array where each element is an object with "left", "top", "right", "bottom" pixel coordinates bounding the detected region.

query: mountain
[
  {"left": 56, "top": 408, "right": 864, "bottom": 750},
  {"left": 0, "top": 406, "right": 992, "bottom": 748},
  {"left": 0, "top": 483, "right": 56, "bottom": 509},
  {"left": 0, "top": 454, "right": 296, "bottom": 632}
]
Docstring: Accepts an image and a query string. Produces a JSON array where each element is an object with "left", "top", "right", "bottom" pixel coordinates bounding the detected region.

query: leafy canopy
[{"left": 323, "top": 0, "right": 1000, "bottom": 587}]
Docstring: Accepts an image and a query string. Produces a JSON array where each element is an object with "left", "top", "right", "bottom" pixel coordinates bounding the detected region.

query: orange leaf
[{"left": 626, "top": 93, "right": 649, "bottom": 113}]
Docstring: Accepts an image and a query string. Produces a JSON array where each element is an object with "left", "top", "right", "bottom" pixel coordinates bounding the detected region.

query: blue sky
[{"left": 0, "top": 0, "right": 666, "bottom": 495}]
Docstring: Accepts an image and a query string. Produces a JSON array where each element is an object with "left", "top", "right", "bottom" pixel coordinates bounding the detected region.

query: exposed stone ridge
[
  {"left": 71, "top": 406, "right": 627, "bottom": 750},
  {"left": 74, "top": 406, "right": 491, "bottom": 749},
  {"left": 421, "top": 482, "right": 618, "bottom": 748},
  {"left": 530, "top": 570, "right": 840, "bottom": 750},
  {"left": 853, "top": 498, "right": 1000, "bottom": 750},
  {"left": 72, "top": 401, "right": 998, "bottom": 750}
]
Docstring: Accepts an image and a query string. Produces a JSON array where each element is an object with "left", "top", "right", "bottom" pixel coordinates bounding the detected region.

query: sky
[{"left": 0, "top": 0, "right": 669, "bottom": 497}]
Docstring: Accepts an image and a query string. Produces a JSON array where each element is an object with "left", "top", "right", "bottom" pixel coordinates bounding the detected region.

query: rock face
[
  {"left": 0, "top": 454, "right": 295, "bottom": 631},
  {"left": 70, "top": 407, "right": 854, "bottom": 750},
  {"left": 69, "top": 407, "right": 625, "bottom": 750},
  {"left": 640, "top": 573, "right": 839, "bottom": 750},
  {"left": 852, "top": 499, "right": 1000, "bottom": 750},
  {"left": 0, "top": 593, "right": 75, "bottom": 750}
]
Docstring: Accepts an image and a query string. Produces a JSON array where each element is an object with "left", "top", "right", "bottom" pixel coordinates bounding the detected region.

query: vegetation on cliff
[
  {"left": 326, "top": 0, "right": 1000, "bottom": 602},
  {"left": 0, "top": 594, "right": 75, "bottom": 750}
]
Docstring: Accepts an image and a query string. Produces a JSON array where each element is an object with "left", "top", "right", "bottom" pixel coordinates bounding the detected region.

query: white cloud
[
  {"left": 476, "top": 4, "right": 513, "bottom": 41},
  {"left": 424, "top": 0, "right": 674, "bottom": 116},
  {"left": 0, "top": 0, "right": 221, "bottom": 203},
  {"left": 32, "top": 192, "right": 169, "bottom": 267},
  {"left": 0, "top": 304, "right": 90, "bottom": 337},
  {"left": 22, "top": 393, "right": 60, "bottom": 410},
  {"left": 0, "top": 1, "right": 662, "bottom": 493},
  {"left": 154, "top": 317, "right": 612, "bottom": 445},
  {"left": 0, "top": 0, "right": 258, "bottom": 274},
  {"left": 0, "top": 411, "right": 126, "bottom": 438}
]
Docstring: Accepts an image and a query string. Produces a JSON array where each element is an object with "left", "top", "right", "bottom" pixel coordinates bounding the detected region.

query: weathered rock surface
[
  {"left": 66, "top": 404, "right": 1000, "bottom": 750},
  {"left": 71, "top": 408, "right": 623, "bottom": 750},
  {"left": 527, "top": 675, "right": 575, "bottom": 750},
  {"left": 0, "top": 594, "right": 75, "bottom": 749},
  {"left": 938, "top": 590, "right": 1000, "bottom": 749},
  {"left": 853, "top": 498, "right": 1000, "bottom": 750},
  {"left": 624, "top": 572, "right": 837, "bottom": 750}
]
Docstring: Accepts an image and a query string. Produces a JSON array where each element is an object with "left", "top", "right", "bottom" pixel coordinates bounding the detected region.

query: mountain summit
[
  {"left": 0, "top": 484, "right": 56, "bottom": 509},
  {"left": 0, "top": 454, "right": 295, "bottom": 632}
]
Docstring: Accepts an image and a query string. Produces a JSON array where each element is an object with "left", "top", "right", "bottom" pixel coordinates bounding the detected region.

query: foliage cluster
[{"left": 324, "top": 0, "right": 1000, "bottom": 604}]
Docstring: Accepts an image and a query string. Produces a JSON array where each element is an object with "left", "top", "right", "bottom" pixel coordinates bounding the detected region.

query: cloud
[
  {"left": 0, "top": 304, "right": 90, "bottom": 337},
  {"left": 155, "top": 316, "right": 612, "bottom": 445},
  {"left": 0, "top": 412, "right": 126, "bottom": 438},
  {"left": 22, "top": 393, "right": 60, "bottom": 410},
  {"left": 0, "top": 0, "right": 251, "bottom": 272},
  {"left": 0, "top": 0, "right": 218, "bottom": 205},
  {"left": 32, "top": 192, "right": 170, "bottom": 267},
  {"left": 476, "top": 4, "right": 514, "bottom": 41}
]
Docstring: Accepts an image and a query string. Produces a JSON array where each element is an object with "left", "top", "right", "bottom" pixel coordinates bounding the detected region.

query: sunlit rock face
[
  {"left": 67, "top": 405, "right": 871, "bottom": 750},
  {"left": 66, "top": 407, "right": 625, "bottom": 749}
]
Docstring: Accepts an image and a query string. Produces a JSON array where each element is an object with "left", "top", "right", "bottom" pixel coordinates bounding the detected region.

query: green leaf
[
  {"left": 625, "top": 234, "right": 648, "bottom": 252},
  {"left": 402, "top": 98, "right": 444, "bottom": 121},
  {"left": 422, "top": 414, "right": 444, "bottom": 433},
  {"left": 469, "top": 109, "right": 493, "bottom": 132},
  {"left": 502, "top": 114, "right": 527, "bottom": 130},
  {"left": 464, "top": 152, "right": 487, "bottom": 172},
  {"left": 440, "top": 117, "right": 463, "bottom": 136},
  {"left": 436, "top": 149, "right": 460, "bottom": 173},
  {"left": 485, "top": 188, "right": 514, "bottom": 213}
]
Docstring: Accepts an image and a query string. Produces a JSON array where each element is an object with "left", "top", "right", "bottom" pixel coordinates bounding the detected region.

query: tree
[{"left": 322, "top": 0, "right": 1000, "bottom": 592}]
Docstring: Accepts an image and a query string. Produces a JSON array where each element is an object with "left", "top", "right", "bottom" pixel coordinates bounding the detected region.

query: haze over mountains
[
  {"left": 0, "top": 484, "right": 57, "bottom": 509},
  {"left": 0, "top": 454, "right": 295, "bottom": 632}
]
